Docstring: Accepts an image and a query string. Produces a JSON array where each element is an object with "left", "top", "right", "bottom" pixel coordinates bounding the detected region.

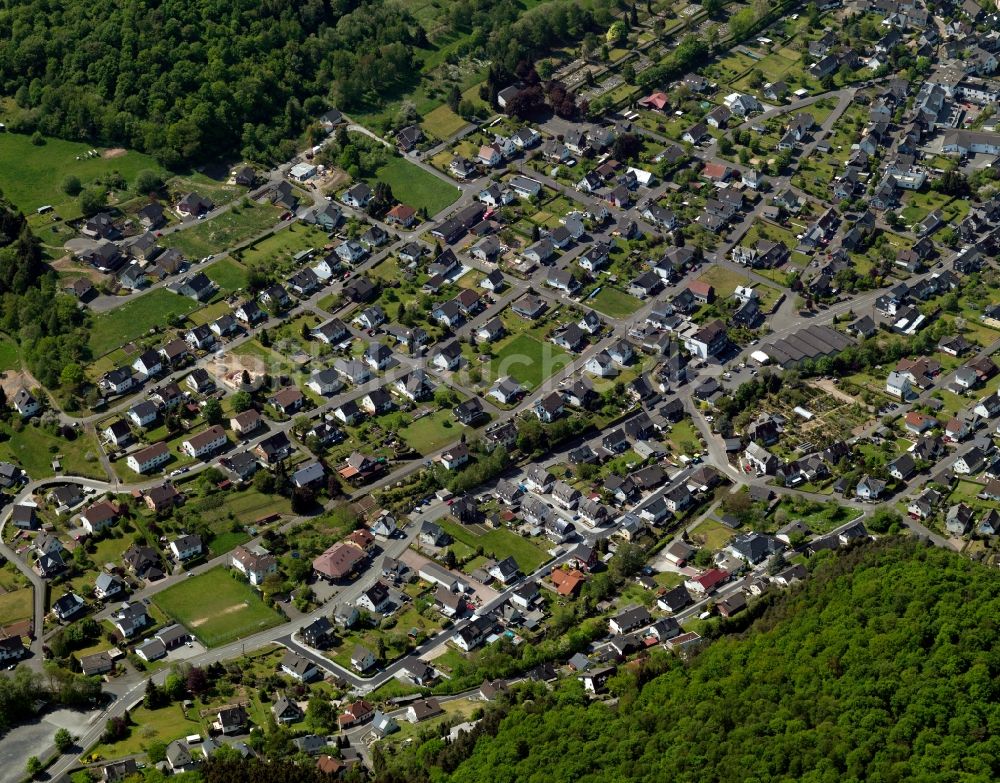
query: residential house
[{"left": 231, "top": 545, "right": 278, "bottom": 585}]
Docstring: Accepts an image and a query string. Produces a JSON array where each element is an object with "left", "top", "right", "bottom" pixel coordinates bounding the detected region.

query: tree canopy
[
  {"left": 0, "top": 0, "right": 612, "bottom": 163},
  {"left": 381, "top": 539, "right": 1000, "bottom": 783},
  {"left": 0, "top": 193, "right": 87, "bottom": 389}
]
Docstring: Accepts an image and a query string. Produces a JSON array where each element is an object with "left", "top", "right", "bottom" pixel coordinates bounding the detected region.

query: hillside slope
[{"left": 383, "top": 539, "right": 1000, "bottom": 783}]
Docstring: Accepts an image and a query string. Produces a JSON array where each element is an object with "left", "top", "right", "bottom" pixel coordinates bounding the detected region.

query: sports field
[{"left": 153, "top": 567, "right": 283, "bottom": 647}]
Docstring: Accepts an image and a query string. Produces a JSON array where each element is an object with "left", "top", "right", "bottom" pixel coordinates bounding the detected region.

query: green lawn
[
  {"left": 191, "top": 488, "right": 292, "bottom": 530},
  {"left": 688, "top": 519, "right": 737, "bottom": 551},
  {"left": 328, "top": 605, "right": 445, "bottom": 669},
  {"left": 948, "top": 479, "right": 985, "bottom": 505},
  {"left": 88, "top": 288, "right": 200, "bottom": 358},
  {"left": 0, "top": 132, "right": 166, "bottom": 217},
  {"left": 776, "top": 498, "right": 859, "bottom": 534},
  {"left": 161, "top": 201, "right": 282, "bottom": 258},
  {"left": 204, "top": 257, "right": 249, "bottom": 292},
  {"left": 366, "top": 157, "right": 459, "bottom": 216},
  {"left": 0, "top": 335, "right": 20, "bottom": 372},
  {"left": 153, "top": 567, "right": 283, "bottom": 647},
  {"left": 899, "top": 190, "right": 954, "bottom": 226},
  {"left": 0, "top": 587, "right": 32, "bottom": 625},
  {"left": 67, "top": 536, "right": 133, "bottom": 593},
  {"left": 0, "top": 422, "right": 104, "bottom": 479},
  {"left": 436, "top": 518, "right": 550, "bottom": 573},
  {"left": 236, "top": 223, "right": 330, "bottom": 271},
  {"left": 91, "top": 704, "right": 203, "bottom": 760},
  {"left": 697, "top": 265, "right": 755, "bottom": 298},
  {"left": 207, "top": 531, "right": 252, "bottom": 557},
  {"left": 400, "top": 408, "right": 465, "bottom": 454},
  {"left": 587, "top": 286, "right": 643, "bottom": 318},
  {"left": 187, "top": 300, "right": 233, "bottom": 327},
  {"left": 489, "top": 333, "right": 570, "bottom": 391},
  {"left": 667, "top": 419, "right": 702, "bottom": 456},
  {"left": 422, "top": 105, "right": 468, "bottom": 140}
]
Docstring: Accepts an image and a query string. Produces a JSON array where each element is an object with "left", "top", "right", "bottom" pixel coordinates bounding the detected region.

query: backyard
[
  {"left": 0, "top": 586, "right": 32, "bottom": 626},
  {"left": 91, "top": 703, "right": 203, "bottom": 759},
  {"left": 774, "top": 497, "right": 861, "bottom": 534},
  {"left": 198, "top": 485, "right": 291, "bottom": 523},
  {"left": 0, "top": 336, "right": 20, "bottom": 372},
  {"left": 399, "top": 408, "right": 466, "bottom": 454},
  {"left": 235, "top": 223, "right": 331, "bottom": 272},
  {"left": 688, "top": 518, "right": 737, "bottom": 551},
  {"left": 153, "top": 567, "right": 283, "bottom": 647},
  {"left": 421, "top": 105, "right": 469, "bottom": 140},
  {"left": 327, "top": 604, "right": 445, "bottom": 670},
  {"left": 436, "top": 518, "right": 550, "bottom": 573}
]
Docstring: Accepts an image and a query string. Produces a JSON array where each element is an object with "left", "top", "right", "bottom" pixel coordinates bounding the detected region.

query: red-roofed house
[
  {"left": 337, "top": 699, "right": 374, "bottom": 728},
  {"left": 313, "top": 542, "right": 366, "bottom": 582},
  {"left": 345, "top": 528, "right": 376, "bottom": 554},
  {"left": 701, "top": 162, "right": 732, "bottom": 181},
  {"left": 477, "top": 144, "right": 502, "bottom": 168},
  {"left": 688, "top": 280, "right": 715, "bottom": 303},
  {"left": 638, "top": 92, "right": 670, "bottom": 111},
  {"left": 685, "top": 568, "right": 730, "bottom": 595},
  {"left": 904, "top": 411, "right": 937, "bottom": 434},
  {"left": 550, "top": 567, "right": 586, "bottom": 597},
  {"left": 386, "top": 204, "right": 417, "bottom": 227}
]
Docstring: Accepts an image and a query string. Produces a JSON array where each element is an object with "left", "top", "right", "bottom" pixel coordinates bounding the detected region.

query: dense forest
[
  {"left": 0, "top": 0, "right": 610, "bottom": 163},
  {"left": 0, "top": 193, "right": 87, "bottom": 390},
  {"left": 379, "top": 539, "right": 1000, "bottom": 783}
]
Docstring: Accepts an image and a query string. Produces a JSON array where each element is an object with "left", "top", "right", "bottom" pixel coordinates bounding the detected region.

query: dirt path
[
  {"left": 812, "top": 378, "right": 858, "bottom": 405},
  {"left": 190, "top": 602, "right": 248, "bottom": 627},
  {"left": 0, "top": 369, "right": 40, "bottom": 400}
]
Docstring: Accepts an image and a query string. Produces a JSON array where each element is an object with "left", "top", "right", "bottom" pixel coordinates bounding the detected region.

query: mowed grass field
[
  {"left": 0, "top": 587, "right": 32, "bottom": 625},
  {"left": 0, "top": 131, "right": 166, "bottom": 216},
  {"left": 422, "top": 105, "right": 468, "bottom": 140},
  {"left": 92, "top": 703, "right": 203, "bottom": 759},
  {"left": 588, "top": 286, "right": 642, "bottom": 318},
  {"left": 400, "top": 408, "right": 464, "bottom": 453},
  {"left": 697, "top": 265, "right": 753, "bottom": 298},
  {"left": 87, "top": 288, "right": 199, "bottom": 358},
  {"left": 489, "top": 334, "right": 570, "bottom": 391},
  {"left": 367, "top": 157, "right": 459, "bottom": 216},
  {"left": 203, "top": 257, "right": 249, "bottom": 292},
  {"left": 153, "top": 567, "right": 283, "bottom": 647}
]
